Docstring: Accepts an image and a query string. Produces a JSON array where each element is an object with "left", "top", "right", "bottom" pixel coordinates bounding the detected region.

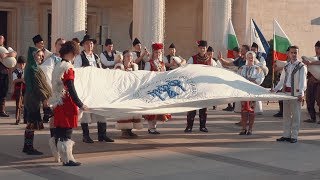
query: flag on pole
[
  {"left": 226, "top": 19, "right": 239, "bottom": 58},
  {"left": 273, "top": 20, "right": 292, "bottom": 61},
  {"left": 250, "top": 19, "right": 270, "bottom": 60}
]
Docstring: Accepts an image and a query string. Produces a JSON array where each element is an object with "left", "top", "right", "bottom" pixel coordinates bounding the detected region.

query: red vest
[
  {"left": 192, "top": 55, "right": 211, "bottom": 65},
  {"left": 149, "top": 60, "right": 165, "bottom": 72}
]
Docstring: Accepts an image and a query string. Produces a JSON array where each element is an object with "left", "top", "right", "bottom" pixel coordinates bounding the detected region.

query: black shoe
[
  {"left": 222, "top": 107, "right": 234, "bottom": 111},
  {"left": 290, "top": 138, "right": 298, "bottom": 143},
  {"left": 235, "top": 121, "right": 242, "bottom": 126},
  {"left": 246, "top": 130, "right": 252, "bottom": 135},
  {"left": 128, "top": 130, "right": 138, "bottom": 138},
  {"left": 304, "top": 119, "right": 316, "bottom": 123},
  {"left": 15, "top": 120, "right": 20, "bottom": 125},
  {"left": 184, "top": 127, "right": 192, "bottom": 133},
  {"left": 63, "top": 160, "right": 81, "bottom": 166},
  {"left": 239, "top": 129, "right": 247, "bottom": 135},
  {"left": 0, "top": 112, "right": 9, "bottom": 117},
  {"left": 24, "top": 149, "right": 43, "bottom": 155},
  {"left": 276, "top": 137, "right": 291, "bottom": 142},
  {"left": 200, "top": 127, "right": 208, "bottom": 133},
  {"left": 148, "top": 129, "right": 160, "bottom": 134},
  {"left": 273, "top": 112, "right": 283, "bottom": 117},
  {"left": 82, "top": 136, "right": 94, "bottom": 143},
  {"left": 98, "top": 136, "right": 114, "bottom": 142}
]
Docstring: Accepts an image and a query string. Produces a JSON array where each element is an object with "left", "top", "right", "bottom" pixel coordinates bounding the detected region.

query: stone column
[
  {"left": 133, "top": 0, "right": 165, "bottom": 50},
  {"left": 51, "top": 0, "right": 87, "bottom": 49},
  {"left": 202, "top": 0, "right": 232, "bottom": 53}
]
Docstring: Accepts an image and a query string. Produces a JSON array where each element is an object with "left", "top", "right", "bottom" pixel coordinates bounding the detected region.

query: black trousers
[
  {"left": 187, "top": 108, "right": 207, "bottom": 128},
  {"left": 0, "top": 74, "right": 9, "bottom": 104}
]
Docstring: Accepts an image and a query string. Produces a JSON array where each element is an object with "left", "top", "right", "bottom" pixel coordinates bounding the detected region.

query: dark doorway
[
  {"left": 48, "top": 13, "right": 52, "bottom": 50},
  {"left": 0, "top": 11, "right": 8, "bottom": 46}
]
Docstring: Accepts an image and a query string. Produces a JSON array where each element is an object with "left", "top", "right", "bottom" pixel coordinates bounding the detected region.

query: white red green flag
[
  {"left": 226, "top": 19, "right": 239, "bottom": 58},
  {"left": 273, "top": 20, "right": 292, "bottom": 62}
]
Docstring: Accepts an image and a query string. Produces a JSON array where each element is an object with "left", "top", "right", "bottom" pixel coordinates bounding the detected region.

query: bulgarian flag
[
  {"left": 226, "top": 19, "right": 239, "bottom": 58},
  {"left": 273, "top": 20, "right": 292, "bottom": 62}
]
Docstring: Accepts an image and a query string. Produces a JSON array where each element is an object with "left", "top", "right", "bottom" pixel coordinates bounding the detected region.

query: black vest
[
  {"left": 102, "top": 50, "right": 116, "bottom": 62},
  {"left": 134, "top": 51, "right": 145, "bottom": 70},
  {"left": 80, "top": 51, "right": 101, "bottom": 68},
  {"left": 166, "top": 55, "right": 172, "bottom": 63}
]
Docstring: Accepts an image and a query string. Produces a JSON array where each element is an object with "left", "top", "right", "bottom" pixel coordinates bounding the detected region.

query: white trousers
[{"left": 282, "top": 99, "right": 301, "bottom": 139}]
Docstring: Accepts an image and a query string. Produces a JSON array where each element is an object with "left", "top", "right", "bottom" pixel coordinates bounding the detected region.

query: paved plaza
[{"left": 0, "top": 101, "right": 320, "bottom": 180}]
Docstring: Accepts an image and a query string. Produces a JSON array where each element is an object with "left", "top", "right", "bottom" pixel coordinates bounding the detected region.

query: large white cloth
[
  {"left": 43, "top": 64, "right": 295, "bottom": 120},
  {"left": 76, "top": 65, "right": 295, "bottom": 119},
  {"left": 302, "top": 56, "right": 320, "bottom": 80}
]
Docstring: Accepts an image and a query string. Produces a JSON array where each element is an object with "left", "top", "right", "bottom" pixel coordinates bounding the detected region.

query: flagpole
[{"left": 272, "top": 19, "right": 275, "bottom": 90}]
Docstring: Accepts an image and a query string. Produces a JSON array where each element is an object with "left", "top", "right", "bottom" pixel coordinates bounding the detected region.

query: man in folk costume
[
  {"left": 132, "top": 38, "right": 149, "bottom": 70},
  {"left": 74, "top": 34, "right": 114, "bottom": 143},
  {"left": 207, "top": 46, "right": 222, "bottom": 68},
  {"left": 0, "top": 35, "right": 17, "bottom": 117},
  {"left": 51, "top": 41, "right": 87, "bottom": 166},
  {"left": 303, "top": 41, "right": 320, "bottom": 123},
  {"left": 167, "top": 56, "right": 186, "bottom": 71},
  {"left": 163, "top": 43, "right": 181, "bottom": 69},
  {"left": 185, "top": 40, "right": 212, "bottom": 133},
  {"left": 114, "top": 50, "right": 143, "bottom": 138},
  {"left": 23, "top": 47, "right": 52, "bottom": 155},
  {"left": 272, "top": 45, "right": 307, "bottom": 143},
  {"left": 32, "top": 34, "right": 52, "bottom": 61},
  {"left": 12, "top": 56, "right": 26, "bottom": 124},
  {"left": 100, "top": 38, "right": 121, "bottom": 69},
  {"left": 238, "top": 51, "right": 265, "bottom": 135},
  {"left": 144, "top": 43, "right": 171, "bottom": 134}
]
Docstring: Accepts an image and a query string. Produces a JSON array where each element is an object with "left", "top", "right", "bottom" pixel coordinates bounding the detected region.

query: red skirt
[
  {"left": 54, "top": 94, "right": 78, "bottom": 128},
  {"left": 143, "top": 114, "right": 172, "bottom": 121}
]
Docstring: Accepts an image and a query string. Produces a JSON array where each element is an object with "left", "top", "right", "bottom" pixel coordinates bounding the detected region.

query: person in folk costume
[
  {"left": 163, "top": 43, "right": 184, "bottom": 69},
  {"left": 113, "top": 50, "right": 144, "bottom": 138},
  {"left": 50, "top": 41, "right": 88, "bottom": 166},
  {"left": 132, "top": 38, "right": 150, "bottom": 70},
  {"left": 273, "top": 47, "right": 290, "bottom": 118},
  {"left": 144, "top": 43, "right": 171, "bottom": 134},
  {"left": 22, "top": 47, "right": 52, "bottom": 155},
  {"left": 40, "top": 38, "right": 66, "bottom": 124},
  {"left": 11, "top": 56, "right": 26, "bottom": 124},
  {"left": 167, "top": 56, "right": 186, "bottom": 70},
  {"left": 218, "top": 45, "right": 249, "bottom": 112},
  {"left": 0, "top": 35, "right": 17, "bottom": 117},
  {"left": 32, "top": 34, "right": 53, "bottom": 62},
  {"left": 31, "top": 34, "right": 54, "bottom": 122},
  {"left": 100, "top": 38, "right": 122, "bottom": 69},
  {"left": 272, "top": 45, "right": 307, "bottom": 143},
  {"left": 206, "top": 46, "right": 222, "bottom": 68},
  {"left": 42, "top": 38, "right": 66, "bottom": 67},
  {"left": 250, "top": 42, "right": 269, "bottom": 115},
  {"left": 185, "top": 40, "right": 212, "bottom": 133},
  {"left": 238, "top": 51, "right": 265, "bottom": 135},
  {"left": 303, "top": 41, "right": 320, "bottom": 123},
  {"left": 74, "top": 34, "right": 114, "bottom": 143},
  {"left": 206, "top": 45, "right": 222, "bottom": 110}
]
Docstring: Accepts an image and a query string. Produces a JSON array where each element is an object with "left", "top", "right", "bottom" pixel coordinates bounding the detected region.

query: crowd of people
[{"left": 0, "top": 33, "right": 319, "bottom": 166}]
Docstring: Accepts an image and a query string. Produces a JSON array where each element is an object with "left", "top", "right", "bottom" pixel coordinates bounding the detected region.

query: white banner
[{"left": 47, "top": 64, "right": 295, "bottom": 119}]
